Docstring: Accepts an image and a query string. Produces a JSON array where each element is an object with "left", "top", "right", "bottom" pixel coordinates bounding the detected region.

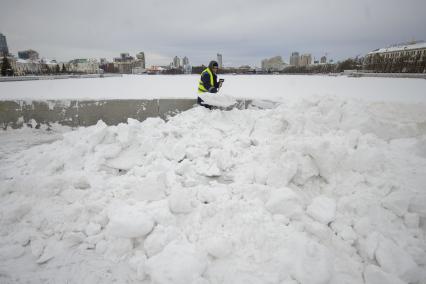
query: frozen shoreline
[{"left": 1, "top": 74, "right": 426, "bottom": 103}]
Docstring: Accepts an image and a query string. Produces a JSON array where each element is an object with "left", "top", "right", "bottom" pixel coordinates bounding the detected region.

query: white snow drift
[{"left": 0, "top": 95, "right": 426, "bottom": 284}]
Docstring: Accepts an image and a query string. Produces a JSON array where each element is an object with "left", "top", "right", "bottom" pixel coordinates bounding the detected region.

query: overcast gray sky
[{"left": 1, "top": 0, "right": 425, "bottom": 67}]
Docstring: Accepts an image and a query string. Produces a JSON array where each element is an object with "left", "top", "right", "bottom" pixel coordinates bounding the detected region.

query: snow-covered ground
[
  {"left": 0, "top": 74, "right": 426, "bottom": 103},
  {"left": 1, "top": 77, "right": 426, "bottom": 284}
]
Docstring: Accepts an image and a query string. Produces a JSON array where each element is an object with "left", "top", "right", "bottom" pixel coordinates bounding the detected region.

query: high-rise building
[
  {"left": 299, "top": 54, "right": 312, "bottom": 67},
  {"left": 136, "top": 52, "right": 146, "bottom": 69},
  {"left": 18, "top": 49, "right": 39, "bottom": 60},
  {"left": 173, "top": 56, "right": 180, "bottom": 68},
  {"left": 182, "top": 56, "right": 189, "bottom": 66},
  {"left": 217, "top": 53, "right": 223, "bottom": 68},
  {"left": 320, "top": 56, "right": 327, "bottom": 64},
  {"left": 290, "top": 52, "right": 300, "bottom": 66},
  {"left": 0, "top": 33, "right": 9, "bottom": 56}
]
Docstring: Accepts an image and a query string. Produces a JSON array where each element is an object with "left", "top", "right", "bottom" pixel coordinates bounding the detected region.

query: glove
[{"left": 208, "top": 87, "right": 218, "bottom": 93}]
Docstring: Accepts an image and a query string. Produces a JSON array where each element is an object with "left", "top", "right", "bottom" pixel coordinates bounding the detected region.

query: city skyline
[{"left": 1, "top": 0, "right": 425, "bottom": 67}]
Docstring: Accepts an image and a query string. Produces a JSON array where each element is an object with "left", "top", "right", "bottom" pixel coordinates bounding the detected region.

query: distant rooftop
[{"left": 368, "top": 41, "right": 426, "bottom": 55}]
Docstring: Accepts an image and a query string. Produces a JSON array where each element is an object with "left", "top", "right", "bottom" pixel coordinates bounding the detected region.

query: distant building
[
  {"left": 320, "top": 56, "right": 327, "bottom": 64},
  {"left": 136, "top": 52, "right": 146, "bottom": 69},
  {"left": 182, "top": 56, "right": 189, "bottom": 66},
  {"left": 363, "top": 41, "right": 426, "bottom": 73},
  {"left": 290, "top": 52, "right": 300, "bottom": 66},
  {"left": 100, "top": 58, "right": 108, "bottom": 65},
  {"left": 0, "top": 33, "right": 9, "bottom": 56},
  {"left": 299, "top": 54, "right": 312, "bottom": 67},
  {"left": 18, "top": 49, "right": 39, "bottom": 60},
  {"left": 217, "top": 53, "right": 223, "bottom": 68},
  {"left": 114, "top": 53, "right": 134, "bottom": 63},
  {"left": 261, "top": 56, "right": 285, "bottom": 72},
  {"left": 68, "top": 58, "right": 99, "bottom": 74},
  {"left": 15, "top": 59, "right": 42, "bottom": 75},
  {"left": 172, "top": 56, "right": 181, "bottom": 68},
  {"left": 182, "top": 56, "right": 191, "bottom": 74},
  {"left": 183, "top": 64, "right": 192, "bottom": 74},
  {"left": 114, "top": 52, "right": 143, "bottom": 74},
  {"left": 146, "top": 65, "right": 165, "bottom": 75}
]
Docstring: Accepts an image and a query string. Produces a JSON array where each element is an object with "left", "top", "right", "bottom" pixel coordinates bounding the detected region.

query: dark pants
[{"left": 197, "top": 97, "right": 214, "bottom": 110}]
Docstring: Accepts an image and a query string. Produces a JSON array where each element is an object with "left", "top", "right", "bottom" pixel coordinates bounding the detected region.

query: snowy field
[
  {"left": 1, "top": 76, "right": 426, "bottom": 284},
  {"left": 0, "top": 74, "right": 426, "bottom": 103}
]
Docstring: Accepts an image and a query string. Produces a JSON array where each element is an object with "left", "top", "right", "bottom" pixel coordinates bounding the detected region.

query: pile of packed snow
[{"left": 1, "top": 96, "right": 426, "bottom": 284}]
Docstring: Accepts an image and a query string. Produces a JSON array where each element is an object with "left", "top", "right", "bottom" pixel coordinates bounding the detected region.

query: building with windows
[
  {"left": 217, "top": 53, "right": 223, "bottom": 68},
  {"left": 0, "top": 33, "right": 9, "bottom": 56},
  {"left": 290, "top": 52, "right": 300, "bottom": 66},
  {"left": 15, "top": 59, "right": 42, "bottom": 75},
  {"left": 363, "top": 41, "right": 426, "bottom": 73},
  {"left": 320, "top": 56, "right": 327, "bottom": 64},
  {"left": 172, "top": 56, "right": 181, "bottom": 69},
  {"left": 68, "top": 58, "right": 99, "bottom": 74},
  {"left": 136, "top": 52, "right": 146, "bottom": 69},
  {"left": 114, "top": 53, "right": 137, "bottom": 74},
  {"left": 182, "top": 56, "right": 189, "bottom": 66},
  {"left": 299, "top": 54, "right": 312, "bottom": 67},
  {"left": 182, "top": 56, "right": 191, "bottom": 74}
]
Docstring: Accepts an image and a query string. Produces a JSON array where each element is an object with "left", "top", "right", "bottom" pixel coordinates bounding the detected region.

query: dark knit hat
[{"left": 208, "top": 61, "right": 219, "bottom": 68}]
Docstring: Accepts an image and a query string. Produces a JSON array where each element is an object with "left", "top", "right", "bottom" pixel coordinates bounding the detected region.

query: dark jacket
[{"left": 201, "top": 68, "right": 220, "bottom": 93}]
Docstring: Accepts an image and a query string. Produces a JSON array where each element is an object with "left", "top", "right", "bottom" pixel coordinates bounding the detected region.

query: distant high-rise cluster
[
  {"left": 169, "top": 56, "right": 191, "bottom": 74},
  {"left": 0, "top": 33, "right": 9, "bottom": 56},
  {"left": 290, "top": 52, "right": 312, "bottom": 67}
]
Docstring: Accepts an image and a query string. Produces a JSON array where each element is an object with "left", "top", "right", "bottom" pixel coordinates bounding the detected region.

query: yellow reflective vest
[{"left": 198, "top": 68, "right": 214, "bottom": 93}]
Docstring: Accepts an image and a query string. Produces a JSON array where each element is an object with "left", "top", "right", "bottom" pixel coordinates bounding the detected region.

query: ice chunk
[
  {"left": 144, "top": 225, "right": 178, "bottom": 257},
  {"left": 145, "top": 240, "right": 207, "bottom": 284},
  {"left": 168, "top": 188, "right": 195, "bottom": 214},
  {"left": 104, "top": 238, "right": 133, "bottom": 261},
  {"left": 85, "top": 222, "right": 102, "bottom": 236},
  {"left": 107, "top": 203, "right": 154, "bottom": 238},
  {"left": 266, "top": 163, "right": 297, "bottom": 188},
  {"left": 375, "top": 237, "right": 418, "bottom": 281},
  {"left": 307, "top": 196, "right": 336, "bottom": 224},
  {"left": 265, "top": 187, "right": 303, "bottom": 218}
]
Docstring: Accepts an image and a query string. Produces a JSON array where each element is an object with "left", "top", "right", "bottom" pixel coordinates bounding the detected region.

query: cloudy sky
[{"left": 1, "top": 0, "right": 425, "bottom": 67}]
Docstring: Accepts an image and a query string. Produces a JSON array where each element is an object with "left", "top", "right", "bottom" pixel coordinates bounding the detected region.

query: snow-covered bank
[
  {"left": 1, "top": 96, "right": 426, "bottom": 283},
  {"left": 0, "top": 74, "right": 426, "bottom": 103}
]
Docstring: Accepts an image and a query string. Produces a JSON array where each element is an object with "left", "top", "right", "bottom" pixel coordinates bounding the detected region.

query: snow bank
[{"left": 1, "top": 95, "right": 426, "bottom": 283}]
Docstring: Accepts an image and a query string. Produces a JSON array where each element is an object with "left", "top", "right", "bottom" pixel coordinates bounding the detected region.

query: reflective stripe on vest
[{"left": 198, "top": 68, "right": 214, "bottom": 93}]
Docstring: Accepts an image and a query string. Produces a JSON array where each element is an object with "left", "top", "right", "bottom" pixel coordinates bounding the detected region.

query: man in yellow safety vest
[{"left": 197, "top": 60, "right": 224, "bottom": 109}]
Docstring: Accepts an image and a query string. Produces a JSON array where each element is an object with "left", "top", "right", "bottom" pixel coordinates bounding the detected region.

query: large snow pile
[{"left": 1, "top": 96, "right": 426, "bottom": 284}]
